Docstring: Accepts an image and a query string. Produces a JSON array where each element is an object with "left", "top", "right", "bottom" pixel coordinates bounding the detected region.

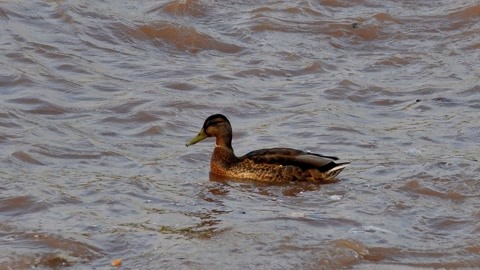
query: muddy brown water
[{"left": 1, "top": 0, "right": 479, "bottom": 269}]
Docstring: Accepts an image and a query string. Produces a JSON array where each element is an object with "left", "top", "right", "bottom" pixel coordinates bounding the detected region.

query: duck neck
[
  {"left": 211, "top": 143, "right": 238, "bottom": 173},
  {"left": 215, "top": 134, "right": 233, "bottom": 150}
]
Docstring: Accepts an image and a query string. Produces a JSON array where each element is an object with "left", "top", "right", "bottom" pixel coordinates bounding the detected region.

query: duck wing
[{"left": 239, "top": 147, "right": 341, "bottom": 171}]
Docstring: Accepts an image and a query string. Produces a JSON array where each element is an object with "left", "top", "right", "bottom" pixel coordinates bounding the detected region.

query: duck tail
[{"left": 325, "top": 162, "right": 349, "bottom": 180}]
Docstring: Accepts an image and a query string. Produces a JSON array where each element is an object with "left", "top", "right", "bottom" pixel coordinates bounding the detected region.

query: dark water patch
[
  {"left": 234, "top": 67, "right": 289, "bottom": 78},
  {"left": 400, "top": 178, "right": 468, "bottom": 201},
  {"left": 0, "top": 111, "right": 21, "bottom": 129},
  {"left": 0, "top": 7, "right": 9, "bottom": 20},
  {"left": 26, "top": 104, "right": 69, "bottom": 115},
  {"left": 4, "top": 52, "right": 37, "bottom": 67},
  {"left": 55, "top": 63, "right": 93, "bottom": 75},
  {"left": 250, "top": 16, "right": 383, "bottom": 42},
  {"left": 317, "top": 0, "right": 367, "bottom": 8},
  {"left": 7, "top": 97, "right": 71, "bottom": 115},
  {"left": 0, "top": 73, "right": 35, "bottom": 88},
  {"left": 0, "top": 196, "right": 50, "bottom": 216},
  {"left": 235, "top": 60, "right": 332, "bottom": 78},
  {"left": 89, "top": 82, "right": 124, "bottom": 93},
  {"left": 431, "top": 96, "right": 461, "bottom": 107},
  {"left": 135, "top": 125, "right": 163, "bottom": 137},
  {"left": 12, "top": 151, "right": 45, "bottom": 165},
  {"left": 447, "top": 4, "right": 480, "bottom": 20},
  {"left": 7, "top": 97, "right": 46, "bottom": 105},
  {"left": 251, "top": 6, "right": 316, "bottom": 16},
  {"left": 31, "top": 145, "right": 122, "bottom": 161},
  {"left": 105, "top": 99, "right": 149, "bottom": 114},
  {"left": 360, "top": 247, "right": 480, "bottom": 269},
  {"left": 159, "top": 0, "right": 207, "bottom": 18},
  {"left": 323, "top": 80, "right": 361, "bottom": 100},
  {"left": 136, "top": 23, "right": 242, "bottom": 53},
  {"left": 372, "top": 12, "right": 400, "bottom": 23},
  {"left": 368, "top": 98, "right": 406, "bottom": 106},
  {"left": 102, "top": 111, "right": 158, "bottom": 124},
  {"left": 0, "top": 226, "right": 102, "bottom": 269},
  {"left": 98, "top": 131, "right": 118, "bottom": 137},
  {"left": 427, "top": 216, "right": 473, "bottom": 233},
  {"left": 469, "top": 102, "right": 480, "bottom": 109},
  {"left": 207, "top": 74, "right": 236, "bottom": 81},
  {"left": 373, "top": 55, "right": 411, "bottom": 67},
  {"left": 164, "top": 82, "right": 197, "bottom": 91}
]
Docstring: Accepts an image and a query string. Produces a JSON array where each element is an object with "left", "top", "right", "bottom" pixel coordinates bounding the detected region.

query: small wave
[
  {"left": 137, "top": 23, "right": 242, "bottom": 53},
  {"left": 164, "top": 82, "right": 197, "bottom": 91},
  {"left": 160, "top": 0, "right": 207, "bottom": 17},
  {"left": 401, "top": 179, "right": 467, "bottom": 201},
  {"left": 0, "top": 196, "right": 50, "bottom": 215},
  {"left": 12, "top": 151, "right": 45, "bottom": 165},
  {"left": 0, "top": 224, "right": 102, "bottom": 269},
  {"left": 448, "top": 4, "right": 480, "bottom": 20},
  {"left": 136, "top": 125, "right": 163, "bottom": 137},
  {"left": 7, "top": 97, "right": 69, "bottom": 115},
  {"left": 101, "top": 111, "right": 158, "bottom": 124}
]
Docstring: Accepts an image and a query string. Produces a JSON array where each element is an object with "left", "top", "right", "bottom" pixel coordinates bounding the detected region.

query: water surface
[{"left": 1, "top": 0, "right": 479, "bottom": 269}]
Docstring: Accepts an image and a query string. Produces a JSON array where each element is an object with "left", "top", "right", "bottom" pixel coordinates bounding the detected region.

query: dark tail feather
[{"left": 325, "top": 162, "right": 349, "bottom": 180}]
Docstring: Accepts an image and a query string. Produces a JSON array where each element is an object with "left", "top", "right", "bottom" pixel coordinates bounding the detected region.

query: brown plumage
[{"left": 186, "top": 114, "right": 349, "bottom": 183}]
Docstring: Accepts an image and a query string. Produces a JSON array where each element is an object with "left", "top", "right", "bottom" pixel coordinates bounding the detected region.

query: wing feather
[{"left": 240, "top": 148, "right": 339, "bottom": 170}]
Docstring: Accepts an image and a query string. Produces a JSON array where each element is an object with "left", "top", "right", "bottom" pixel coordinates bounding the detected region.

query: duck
[{"left": 186, "top": 114, "right": 349, "bottom": 183}]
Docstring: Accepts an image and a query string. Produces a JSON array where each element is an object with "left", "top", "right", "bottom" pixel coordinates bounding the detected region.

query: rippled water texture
[{"left": 1, "top": 0, "right": 479, "bottom": 269}]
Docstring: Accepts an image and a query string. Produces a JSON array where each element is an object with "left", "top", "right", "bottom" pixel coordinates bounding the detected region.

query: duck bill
[{"left": 186, "top": 129, "right": 207, "bottom": 147}]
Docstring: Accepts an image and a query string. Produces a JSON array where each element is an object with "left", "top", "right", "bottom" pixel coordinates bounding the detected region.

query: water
[{"left": 1, "top": 0, "right": 479, "bottom": 269}]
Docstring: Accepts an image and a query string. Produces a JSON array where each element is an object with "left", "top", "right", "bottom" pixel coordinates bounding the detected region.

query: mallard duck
[{"left": 186, "top": 114, "right": 349, "bottom": 183}]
